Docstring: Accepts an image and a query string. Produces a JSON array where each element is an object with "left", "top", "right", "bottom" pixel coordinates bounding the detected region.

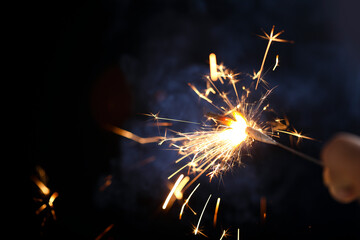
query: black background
[{"left": 26, "top": 0, "right": 359, "bottom": 239}]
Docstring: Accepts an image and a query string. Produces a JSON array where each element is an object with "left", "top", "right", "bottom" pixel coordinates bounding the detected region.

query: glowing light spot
[
  {"left": 162, "top": 174, "right": 184, "bottom": 210},
  {"left": 209, "top": 53, "right": 218, "bottom": 81},
  {"left": 221, "top": 112, "right": 248, "bottom": 146}
]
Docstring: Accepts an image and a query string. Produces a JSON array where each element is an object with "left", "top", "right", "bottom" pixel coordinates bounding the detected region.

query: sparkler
[
  {"left": 245, "top": 126, "right": 322, "bottom": 166},
  {"left": 157, "top": 26, "right": 321, "bottom": 189},
  {"left": 111, "top": 26, "right": 321, "bottom": 238}
]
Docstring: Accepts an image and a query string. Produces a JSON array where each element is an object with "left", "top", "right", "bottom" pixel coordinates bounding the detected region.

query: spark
[
  {"left": 192, "top": 224, "right": 208, "bottom": 237},
  {"left": 95, "top": 224, "right": 114, "bottom": 240},
  {"left": 144, "top": 112, "right": 200, "bottom": 125},
  {"left": 205, "top": 81, "right": 216, "bottom": 96},
  {"left": 147, "top": 122, "right": 173, "bottom": 127},
  {"left": 209, "top": 53, "right": 218, "bottom": 81},
  {"left": 162, "top": 174, "right": 184, "bottom": 210},
  {"left": 179, "top": 183, "right": 200, "bottom": 219},
  {"left": 166, "top": 87, "right": 263, "bottom": 189},
  {"left": 188, "top": 83, "right": 214, "bottom": 104},
  {"left": 237, "top": 228, "right": 240, "bottom": 240},
  {"left": 254, "top": 25, "right": 292, "bottom": 89},
  {"left": 174, "top": 175, "right": 190, "bottom": 199},
  {"left": 99, "top": 175, "right": 112, "bottom": 191},
  {"left": 32, "top": 168, "right": 58, "bottom": 225},
  {"left": 106, "top": 124, "right": 164, "bottom": 144},
  {"left": 32, "top": 176, "right": 50, "bottom": 196},
  {"left": 273, "top": 54, "right": 279, "bottom": 71},
  {"left": 213, "top": 197, "right": 221, "bottom": 227},
  {"left": 219, "top": 229, "right": 229, "bottom": 240},
  {"left": 194, "top": 194, "right": 212, "bottom": 235},
  {"left": 246, "top": 126, "right": 322, "bottom": 166},
  {"left": 277, "top": 128, "right": 315, "bottom": 145},
  {"left": 260, "top": 196, "right": 267, "bottom": 223}
]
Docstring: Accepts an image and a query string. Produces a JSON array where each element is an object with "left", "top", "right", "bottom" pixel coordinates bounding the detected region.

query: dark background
[{"left": 27, "top": 0, "right": 360, "bottom": 239}]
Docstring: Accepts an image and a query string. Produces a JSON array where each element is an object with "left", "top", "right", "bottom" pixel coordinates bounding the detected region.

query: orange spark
[
  {"left": 147, "top": 122, "right": 173, "bottom": 127},
  {"left": 48, "top": 192, "right": 58, "bottom": 220},
  {"left": 205, "top": 81, "right": 216, "bottom": 97},
  {"left": 105, "top": 124, "right": 163, "bottom": 144},
  {"left": 168, "top": 110, "right": 250, "bottom": 192},
  {"left": 209, "top": 53, "right": 218, "bottom": 81},
  {"left": 255, "top": 26, "right": 292, "bottom": 89},
  {"left": 35, "top": 204, "right": 47, "bottom": 215},
  {"left": 174, "top": 176, "right": 190, "bottom": 199},
  {"left": 32, "top": 176, "right": 50, "bottom": 196},
  {"left": 192, "top": 224, "right": 208, "bottom": 237},
  {"left": 213, "top": 197, "right": 221, "bottom": 227},
  {"left": 219, "top": 229, "right": 229, "bottom": 240},
  {"left": 260, "top": 196, "right": 267, "bottom": 223},
  {"left": 32, "top": 172, "right": 58, "bottom": 224},
  {"left": 99, "top": 175, "right": 112, "bottom": 191},
  {"left": 95, "top": 224, "right": 114, "bottom": 240},
  {"left": 277, "top": 129, "right": 315, "bottom": 145},
  {"left": 188, "top": 83, "right": 213, "bottom": 104},
  {"left": 179, "top": 183, "right": 200, "bottom": 219},
  {"left": 273, "top": 54, "right": 279, "bottom": 71},
  {"left": 144, "top": 112, "right": 200, "bottom": 125},
  {"left": 162, "top": 174, "right": 184, "bottom": 210}
]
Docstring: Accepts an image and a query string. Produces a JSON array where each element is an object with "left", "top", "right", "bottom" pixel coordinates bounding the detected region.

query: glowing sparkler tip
[
  {"left": 221, "top": 112, "right": 248, "bottom": 146},
  {"left": 245, "top": 126, "right": 276, "bottom": 145}
]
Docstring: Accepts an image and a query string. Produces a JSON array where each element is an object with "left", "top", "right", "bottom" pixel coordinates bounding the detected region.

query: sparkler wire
[
  {"left": 245, "top": 127, "right": 323, "bottom": 166},
  {"left": 275, "top": 142, "right": 323, "bottom": 167}
]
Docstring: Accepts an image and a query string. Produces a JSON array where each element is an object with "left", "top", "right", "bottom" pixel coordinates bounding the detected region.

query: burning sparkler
[
  {"left": 156, "top": 26, "right": 321, "bottom": 190},
  {"left": 111, "top": 26, "right": 321, "bottom": 238}
]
